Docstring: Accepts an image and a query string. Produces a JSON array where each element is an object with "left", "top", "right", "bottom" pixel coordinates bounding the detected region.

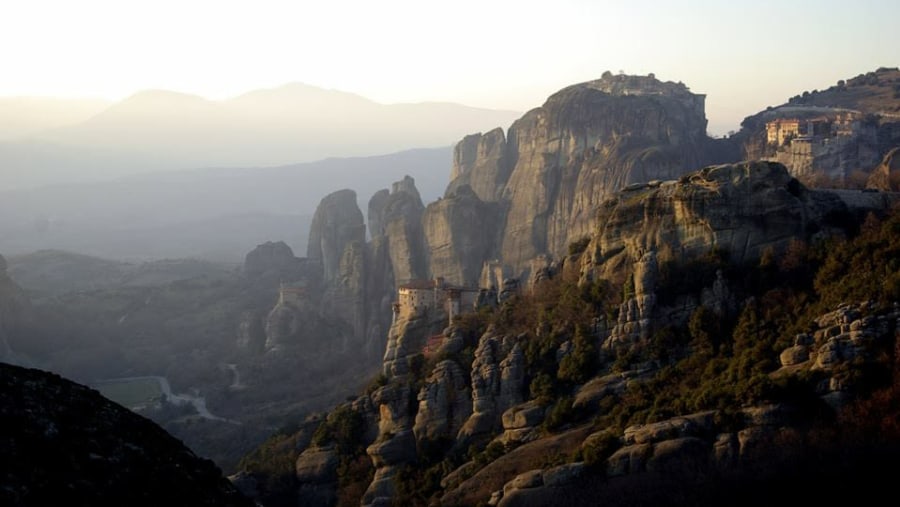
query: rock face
[
  {"left": 263, "top": 293, "right": 349, "bottom": 353},
  {"left": 497, "top": 75, "right": 711, "bottom": 272},
  {"left": 371, "top": 175, "right": 428, "bottom": 286},
  {"left": 448, "top": 128, "right": 511, "bottom": 202},
  {"left": 294, "top": 445, "right": 340, "bottom": 507},
  {"left": 242, "top": 241, "right": 301, "bottom": 277},
  {"left": 307, "top": 189, "right": 366, "bottom": 285},
  {"left": 582, "top": 161, "right": 848, "bottom": 283},
  {"left": 440, "top": 73, "right": 719, "bottom": 278},
  {"left": 867, "top": 147, "right": 900, "bottom": 191},
  {"left": 363, "top": 382, "right": 418, "bottom": 506},
  {"left": 0, "top": 362, "right": 251, "bottom": 507},
  {"left": 414, "top": 359, "right": 472, "bottom": 442},
  {"left": 304, "top": 188, "right": 371, "bottom": 349},
  {"left": 364, "top": 176, "right": 430, "bottom": 355},
  {"left": 424, "top": 185, "right": 502, "bottom": 285},
  {"left": 776, "top": 301, "right": 900, "bottom": 407},
  {"left": 605, "top": 250, "right": 658, "bottom": 349},
  {"left": 459, "top": 333, "right": 525, "bottom": 440}
]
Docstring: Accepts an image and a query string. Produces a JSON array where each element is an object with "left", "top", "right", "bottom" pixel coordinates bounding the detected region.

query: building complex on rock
[{"left": 393, "top": 277, "right": 481, "bottom": 323}]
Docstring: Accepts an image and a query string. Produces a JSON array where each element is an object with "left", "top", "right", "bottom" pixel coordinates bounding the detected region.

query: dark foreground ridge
[{"left": 0, "top": 362, "right": 252, "bottom": 507}]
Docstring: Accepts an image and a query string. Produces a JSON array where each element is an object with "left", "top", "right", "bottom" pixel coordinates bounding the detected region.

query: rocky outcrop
[
  {"left": 242, "top": 241, "right": 302, "bottom": 278},
  {"left": 776, "top": 301, "right": 900, "bottom": 407},
  {"left": 364, "top": 176, "right": 429, "bottom": 357},
  {"left": 324, "top": 238, "right": 367, "bottom": 346},
  {"left": 582, "top": 161, "right": 849, "bottom": 284},
  {"left": 459, "top": 333, "right": 525, "bottom": 440},
  {"left": 867, "top": 147, "right": 900, "bottom": 191},
  {"left": 375, "top": 176, "right": 428, "bottom": 286},
  {"left": 605, "top": 250, "right": 658, "bottom": 349},
  {"left": 435, "top": 73, "right": 725, "bottom": 281},
  {"left": 263, "top": 301, "right": 302, "bottom": 351},
  {"left": 497, "top": 75, "right": 712, "bottom": 273},
  {"left": 263, "top": 297, "right": 349, "bottom": 353},
  {"left": 496, "top": 463, "right": 586, "bottom": 507},
  {"left": 367, "top": 189, "right": 391, "bottom": 241},
  {"left": 493, "top": 406, "right": 796, "bottom": 506},
  {"left": 307, "top": 189, "right": 365, "bottom": 284},
  {"left": 414, "top": 359, "right": 472, "bottom": 442},
  {"left": 572, "top": 370, "right": 649, "bottom": 410},
  {"left": 424, "top": 185, "right": 502, "bottom": 286},
  {"left": 448, "top": 128, "right": 511, "bottom": 202},
  {"left": 363, "top": 382, "right": 418, "bottom": 506},
  {"left": 499, "top": 401, "right": 545, "bottom": 445},
  {"left": 294, "top": 445, "right": 340, "bottom": 506},
  {"left": 382, "top": 312, "right": 443, "bottom": 378},
  {"left": 0, "top": 362, "right": 251, "bottom": 506}
]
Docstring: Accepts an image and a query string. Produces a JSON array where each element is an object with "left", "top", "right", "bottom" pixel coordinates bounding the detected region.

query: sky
[{"left": 1, "top": 0, "right": 898, "bottom": 135}]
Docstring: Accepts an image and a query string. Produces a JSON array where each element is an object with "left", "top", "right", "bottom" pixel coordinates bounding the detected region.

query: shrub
[
  {"left": 582, "top": 431, "right": 622, "bottom": 468},
  {"left": 558, "top": 327, "right": 599, "bottom": 384},
  {"left": 543, "top": 396, "right": 574, "bottom": 431}
]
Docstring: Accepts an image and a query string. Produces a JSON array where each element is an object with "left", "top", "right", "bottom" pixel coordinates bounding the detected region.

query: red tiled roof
[{"left": 399, "top": 279, "right": 436, "bottom": 290}]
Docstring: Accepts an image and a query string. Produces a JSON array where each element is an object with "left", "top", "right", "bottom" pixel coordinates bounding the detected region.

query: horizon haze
[{"left": 2, "top": 0, "right": 898, "bottom": 136}]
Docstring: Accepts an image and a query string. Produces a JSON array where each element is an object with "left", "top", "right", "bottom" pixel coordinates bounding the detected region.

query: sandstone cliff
[
  {"left": 440, "top": 73, "right": 727, "bottom": 278},
  {"left": 368, "top": 175, "right": 428, "bottom": 286},
  {"left": 424, "top": 185, "right": 502, "bottom": 286},
  {"left": 307, "top": 189, "right": 366, "bottom": 285},
  {"left": 580, "top": 161, "right": 849, "bottom": 283}
]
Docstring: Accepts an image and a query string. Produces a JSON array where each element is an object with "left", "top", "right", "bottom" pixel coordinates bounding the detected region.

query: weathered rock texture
[
  {"left": 581, "top": 161, "right": 849, "bottom": 283},
  {"left": 459, "top": 334, "right": 525, "bottom": 440},
  {"left": 368, "top": 175, "right": 428, "bottom": 286},
  {"left": 307, "top": 189, "right": 365, "bottom": 285},
  {"left": 414, "top": 359, "right": 472, "bottom": 442},
  {"left": 777, "top": 301, "right": 900, "bottom": 407},
  {"left": 294, "top": 445, "right": 340, "bottom": 506},
  {"left": 424, "top": 185, "right": 501, "bottom": 286},
  {"left": 441, "top": 73, "right": 721, "bottom": 278},
  {"left": 448, "top": 127, "right": 511, "bottom": 202},
  {"left": 867, "top": 146, "right": 900, "bottom": 191}
]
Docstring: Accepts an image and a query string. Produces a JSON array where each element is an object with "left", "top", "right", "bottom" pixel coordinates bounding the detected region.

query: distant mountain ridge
[
  {"left": 0, "top": 83, "right": 520, "bottom": 190},
  {"left": 0, "top": 147, "right": 452, "bottom": 262}
]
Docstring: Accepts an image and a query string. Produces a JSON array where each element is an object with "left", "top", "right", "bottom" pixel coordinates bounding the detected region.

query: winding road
[{"left": 95, "top": 375, "right": 240, "bottom": 424}]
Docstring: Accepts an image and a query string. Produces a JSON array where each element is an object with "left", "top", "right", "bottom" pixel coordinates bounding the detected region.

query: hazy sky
[{"left": 2, "top": 0, "right": 898, "bottom": 134}]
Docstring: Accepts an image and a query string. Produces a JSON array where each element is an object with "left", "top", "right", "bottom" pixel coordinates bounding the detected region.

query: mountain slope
[
  {"left": 0, "top": 362, "right": 252, "bottom": 506},
  {"left": 0, "top": 97, "right": 109, "bottom": 140},
  {"left": 239, "top": 161, "right": 900, "bottom": 506}
]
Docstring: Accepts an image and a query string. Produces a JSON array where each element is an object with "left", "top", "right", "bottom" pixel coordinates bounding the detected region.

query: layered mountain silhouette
[{"left": 0, "top": 83, "right": 520, "bottom": 190}]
